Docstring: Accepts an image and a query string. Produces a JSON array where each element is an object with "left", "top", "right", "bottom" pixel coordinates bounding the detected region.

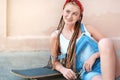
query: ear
[
  {"left": 78, "top": 17, "right": 81, "bottom": 21},
  {"left": 77, "top": 15, "right": 82, "bottom": 22},
  {"left": 78, "top": 14, "right": 83, "bottom": 20}
]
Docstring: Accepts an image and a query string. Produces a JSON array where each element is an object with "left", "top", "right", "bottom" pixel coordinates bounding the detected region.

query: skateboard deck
[{"left": 11, "top": 67, "right": 62, "bottom": 79}]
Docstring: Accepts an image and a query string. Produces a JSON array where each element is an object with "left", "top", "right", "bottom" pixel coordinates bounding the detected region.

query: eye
[
  {"left": 66, "top": 10, "right": 70, "bottom": 13},
  {"left": 73, "top": 12, "right": 78, "bottom": 16}
]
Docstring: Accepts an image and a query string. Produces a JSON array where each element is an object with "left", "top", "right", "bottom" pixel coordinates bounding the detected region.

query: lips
[
  {"left": 66, "top": 18, "right": 73, "bottom": 22},
  {"left": 63, "top": 16, "right": 73, "bottom": 23}
]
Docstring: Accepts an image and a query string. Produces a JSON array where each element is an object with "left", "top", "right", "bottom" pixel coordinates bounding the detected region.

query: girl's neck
[{"left": 64, "top": 24, "right": 75, "bottom": 32}]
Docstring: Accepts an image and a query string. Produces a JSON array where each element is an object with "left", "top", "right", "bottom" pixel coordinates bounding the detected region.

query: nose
[{"left": 67, "top": 14, "right": 72, "bottom": 19}]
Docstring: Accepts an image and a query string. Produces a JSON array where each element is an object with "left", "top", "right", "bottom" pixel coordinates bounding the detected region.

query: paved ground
[
  {"left": 0, "top": 51, "right": 50, "bottom": 80},
  {"left": 0, "top": 50, "right": 120, "bottom": 80}
]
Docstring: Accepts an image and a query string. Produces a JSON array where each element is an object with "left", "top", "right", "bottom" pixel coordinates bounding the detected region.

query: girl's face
[{"left": 63, "top": 3, "right": 81, "bottom": 25}]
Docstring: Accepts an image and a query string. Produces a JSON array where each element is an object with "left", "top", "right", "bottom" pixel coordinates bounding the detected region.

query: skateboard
[
  {"left": 11, "top": 56, "right": 81, "bottom": 80},
  {"left": 11, "top": 66, "right": 64, "bottom": 80}
]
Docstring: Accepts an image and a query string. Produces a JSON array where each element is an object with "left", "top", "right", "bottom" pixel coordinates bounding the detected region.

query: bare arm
[
  {"left": 85, "top": 25, "right": 105, "bottom": 58},
  {"left": 50, "top": 31, "right": 76, "bottom": 80},
  {"left": 83, "top": 25, "right": 105, "bottom": 71},
  {"left": 85, "top": 25, "right": 105, "bottom": 42},
  {"left": 50, "top": 31, "right": 64, "bottom": 72}
]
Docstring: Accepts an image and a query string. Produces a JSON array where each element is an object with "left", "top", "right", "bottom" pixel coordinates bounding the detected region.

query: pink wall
[
  {"left": 81, "top": 0, "right": 120, "bottom": 37},
  {"left": 0, "top": 0, "right": 120, "bottom": 51}
]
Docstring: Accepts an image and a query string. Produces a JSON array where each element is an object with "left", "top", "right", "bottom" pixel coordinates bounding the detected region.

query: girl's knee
[
  {"left": 91, "top": 75, "right": 102, "bottom": 80},
  {"left": 98, "top": 38, "right": 116, "bottom": 55},
  {"left": 98, "top": 38, "right": 113, "bottom": 48}
]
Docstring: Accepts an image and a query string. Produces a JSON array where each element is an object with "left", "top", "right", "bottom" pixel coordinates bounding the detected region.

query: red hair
[{"left": 63, "top": 0, "right": 84, "bottom": 13}]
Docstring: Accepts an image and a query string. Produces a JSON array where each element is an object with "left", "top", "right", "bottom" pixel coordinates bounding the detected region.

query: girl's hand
[
  {"left": 60, "top": 67, "right": 77, "bottom": 80},
  {"left": 83, "top": 54, "right": 97, "bottom": 72}
]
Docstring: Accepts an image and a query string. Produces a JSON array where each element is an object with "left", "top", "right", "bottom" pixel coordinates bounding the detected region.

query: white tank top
[
  {"left": 60, "top": 34, "right": 70, "bottom": 54},
  {"left": 55, "top": 24, "right": 91, "bottom": 54}
]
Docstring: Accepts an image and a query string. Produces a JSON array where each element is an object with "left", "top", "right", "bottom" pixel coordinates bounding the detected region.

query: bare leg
[
  {"left": 114, "top": 46, "right": 120, "bottom": 78},
  {"left": 98, "top": 38, "right": 116, "bottom": 80},
  {"left": 92, "top": 75, "right": 102, "bottom": 80}
]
